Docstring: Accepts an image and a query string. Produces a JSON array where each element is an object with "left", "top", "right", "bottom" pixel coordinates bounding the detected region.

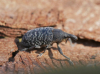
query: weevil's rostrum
[{"left": 20, "top": 27, "right": 78, "bottom": 65}]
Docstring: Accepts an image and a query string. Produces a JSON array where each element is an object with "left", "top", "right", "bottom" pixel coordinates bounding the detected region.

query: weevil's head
[{"left": 52, "top": 29, "right": 78, "bottom": 43}]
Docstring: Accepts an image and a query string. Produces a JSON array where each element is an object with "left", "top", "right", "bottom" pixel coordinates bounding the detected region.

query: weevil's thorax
[{"left": 52, "top": 29, "right": 67, "bottom": 43}]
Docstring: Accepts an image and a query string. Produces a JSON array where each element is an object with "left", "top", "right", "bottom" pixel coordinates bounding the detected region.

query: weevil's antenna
[
  {"left": 68, "top": 38, "right": 76, "bottom": 47},
  {"left": 65, "top": 33, "right": 77, "bottom": 47}
]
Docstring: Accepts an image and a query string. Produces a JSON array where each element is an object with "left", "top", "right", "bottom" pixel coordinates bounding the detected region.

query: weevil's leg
[
  {"left": 38, "top": 47, "right": 47, "bottom": 57},
  {"left": 35, "top": 45, "right": 41, "bottom": 48},
  {"left": 21, "top": 46, "right": 35, "bottom": 51},
  {"left": 21, "top": 48, "right": 28, "bottom": 51},
  {"left": 38, "top": 45, "right": 51, "bottom": 57},
  {"left": 28, "top": 46, "right": 35, "bottom": 50},
  {"left": 57, "top": 44, "right": 70, "bottom": 59},
  {"left": 57, "top": 44, "right": 74, "bottom": 65}
]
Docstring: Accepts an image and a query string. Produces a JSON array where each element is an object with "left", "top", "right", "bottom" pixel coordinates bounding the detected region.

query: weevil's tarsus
[
  {"left": 68, "top": 60, "right": 74, "bottom": 66},
  {"left": 57, "top": 43, "right": 74, "bottom": 66}
]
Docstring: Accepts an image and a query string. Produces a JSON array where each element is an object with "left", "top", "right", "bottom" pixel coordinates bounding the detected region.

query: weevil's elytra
[
  {"left": 21, "top": 27, "right": 54, "bottom": 47},
  {"left": 20, "top": 27, "right": 78, "bottom": 66}
]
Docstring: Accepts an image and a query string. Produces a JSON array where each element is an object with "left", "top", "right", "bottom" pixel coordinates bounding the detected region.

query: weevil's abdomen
[{"left": 21, "top": 27, "right": 54, "bottom": 47}]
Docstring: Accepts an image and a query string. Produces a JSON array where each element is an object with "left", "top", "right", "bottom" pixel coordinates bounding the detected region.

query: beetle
[{"left": 20, "top": 27, "right": 78, "bottom": 65}]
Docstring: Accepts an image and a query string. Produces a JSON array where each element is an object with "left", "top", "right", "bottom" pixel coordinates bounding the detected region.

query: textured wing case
[{"left": 21, "top": 27, "right": 54, "bottom": 47}]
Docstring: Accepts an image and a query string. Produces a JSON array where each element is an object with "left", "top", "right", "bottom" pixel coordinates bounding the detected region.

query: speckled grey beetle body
[
  {"left": 21, "top": 27, "right": 54, "bottom": 48},
  {"left": 20, "top": 27, "right": 78, "bottom": 65}
]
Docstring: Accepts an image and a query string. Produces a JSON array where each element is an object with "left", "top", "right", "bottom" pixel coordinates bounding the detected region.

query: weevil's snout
[
  {"left": 65, "top": 33, "right": 78, "bottom": 41},
  {"left": 68, "top": 34, "right": 78, "bottom": 41}
]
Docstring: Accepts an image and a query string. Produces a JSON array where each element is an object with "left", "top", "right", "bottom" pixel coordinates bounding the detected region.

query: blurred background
[{"left": 0, "top": 0, "right": 100, "bottom": 74}]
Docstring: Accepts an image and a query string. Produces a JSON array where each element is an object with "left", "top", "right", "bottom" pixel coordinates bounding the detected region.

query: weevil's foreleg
[
  {"left": 57, "top": 44, "right": 74, "bottom": 65},
  {"left": 57, "top": 44, "right": 70, "bottom": 60}
]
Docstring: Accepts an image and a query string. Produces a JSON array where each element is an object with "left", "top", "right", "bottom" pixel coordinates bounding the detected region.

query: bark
[
  {"left": 0, "top": 38, "right": 100, "bottom": 74},
  {"left": 0, "top": 0, "right": 100, "bottom": 74}
]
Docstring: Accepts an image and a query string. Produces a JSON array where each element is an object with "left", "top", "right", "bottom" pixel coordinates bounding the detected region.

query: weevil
[{"left": 20, "top": 27, "right": 78, "bottom": 65}]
